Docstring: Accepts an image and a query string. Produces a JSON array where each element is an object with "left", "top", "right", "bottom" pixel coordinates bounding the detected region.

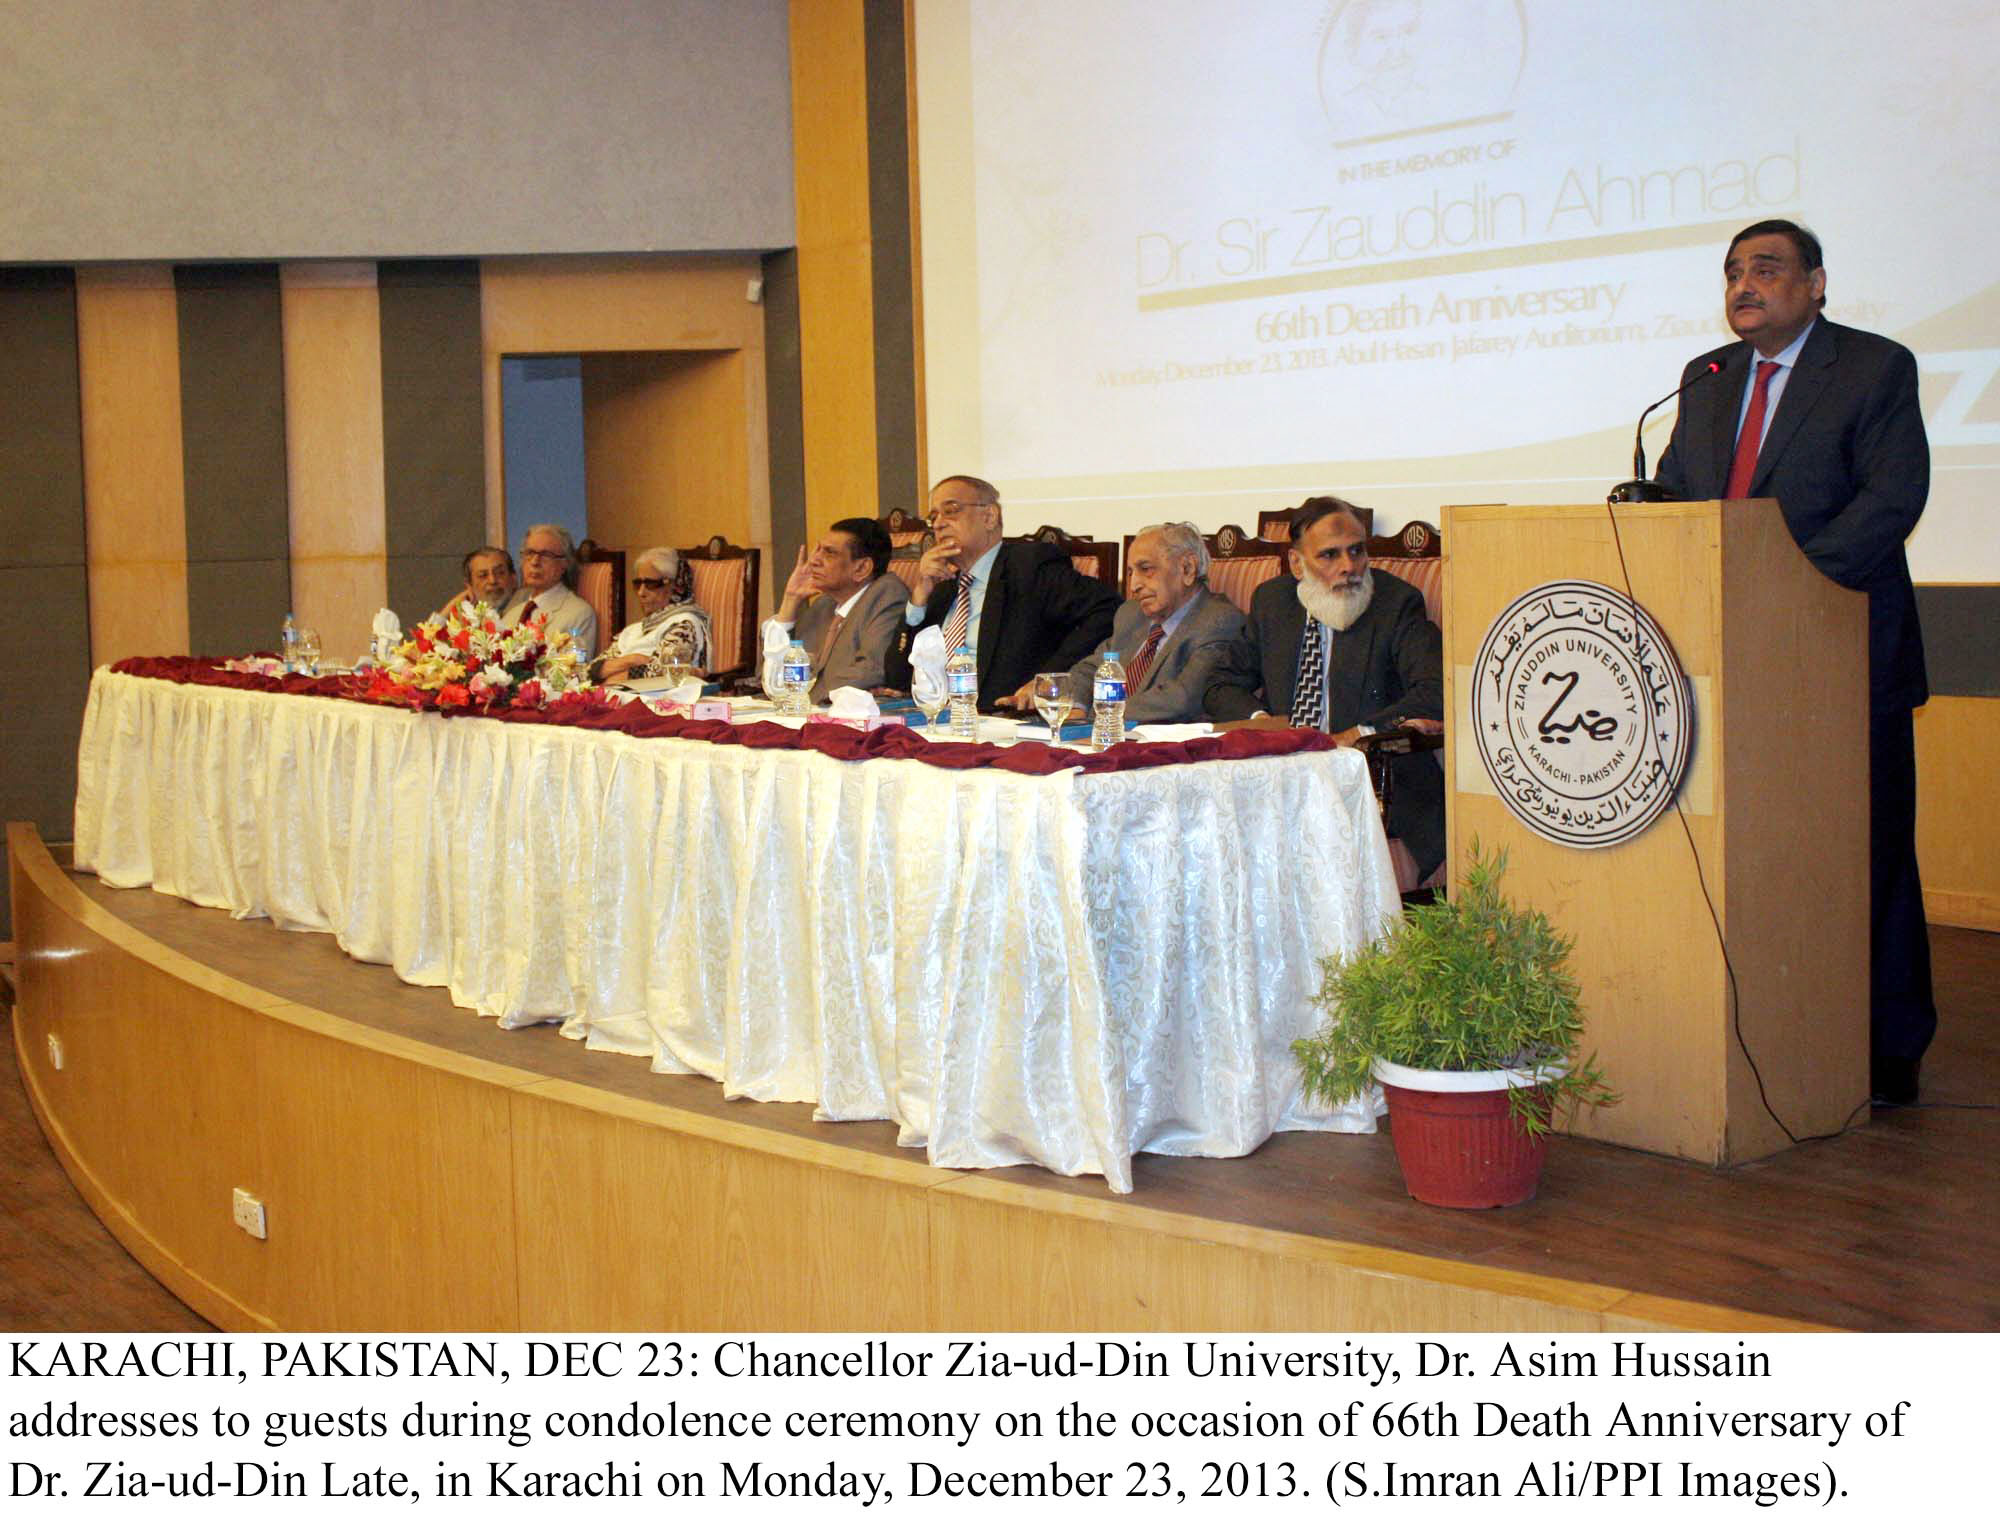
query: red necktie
[
  {"left": 1126, "top": 624, "right": 1166, "bottom": 691},
  {"left": 1725, "top": 360, "right": 1780, "bottom": 499}
]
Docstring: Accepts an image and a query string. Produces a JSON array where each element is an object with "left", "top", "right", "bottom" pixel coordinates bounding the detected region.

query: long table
[{"left": 71, "top": 668, "right": 1398, "bottom": 1190}]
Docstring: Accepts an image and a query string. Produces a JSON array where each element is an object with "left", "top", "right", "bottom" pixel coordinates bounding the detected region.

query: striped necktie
[
  {"left": 941, "top": 573, "right": 973, "bottom": 653},
  {"left": 1289, "top": 618, "right": 1326, "bottom": 730},
  {"left": 1127, "top": 623, "right": 1167, "bottom": 692}
]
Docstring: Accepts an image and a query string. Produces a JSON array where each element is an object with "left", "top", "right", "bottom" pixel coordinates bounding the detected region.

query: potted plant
[{"left": 1293, "top": 843, "right": 1614, "bottom": 1208}]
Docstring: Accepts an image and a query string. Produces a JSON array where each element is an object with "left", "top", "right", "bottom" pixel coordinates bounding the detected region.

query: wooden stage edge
[{"left": 10, "top": 823, "right": 1996, "bottom": 1332}]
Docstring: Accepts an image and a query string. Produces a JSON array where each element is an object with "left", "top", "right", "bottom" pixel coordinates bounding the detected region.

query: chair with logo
[
  {"left": 1200, "top": 523, "right": 1289, "bottom": 616},
  {"left": 1018, "top": 524, "right": 1120, "bottom": 594}
]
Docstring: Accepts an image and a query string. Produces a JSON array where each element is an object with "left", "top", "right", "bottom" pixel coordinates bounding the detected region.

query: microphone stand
[{"left": 1608, "top": 361, "right": 1723, "bottom": 503}]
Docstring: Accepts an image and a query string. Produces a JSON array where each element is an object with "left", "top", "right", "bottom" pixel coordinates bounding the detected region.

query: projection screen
[{"left": 913, "top": 0, "right": 2000, "bottom": 581}]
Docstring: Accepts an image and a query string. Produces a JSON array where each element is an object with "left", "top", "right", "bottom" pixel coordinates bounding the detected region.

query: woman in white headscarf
[{"left": 590, "top": 546, "right": 712, "bottom": 681}]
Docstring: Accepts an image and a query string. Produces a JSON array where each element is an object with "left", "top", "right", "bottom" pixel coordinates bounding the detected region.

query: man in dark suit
[
  {"left": 883, "top": 474, "right": 1117, "bottom": 712},
  {"left": 1059, "top": 521, "right": 1248, "bottom": 723},
  {"left": 1205, "top": 496, "right": 1445, "bottom": 878},
  {"left": 1655, "top": 218, "right": 1935, "bottom": 1104},
  {"left": 765, "top": 517, "right": 910, "bottom": 702}
]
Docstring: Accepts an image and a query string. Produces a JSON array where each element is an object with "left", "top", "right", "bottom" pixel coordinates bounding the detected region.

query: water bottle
[
  {"left": 946, "top": 645, "right": 978, "bottom": 740},
  {"left": 280, "top": 612, "right": 300, "bottom": 672},
  {"left": 779, "top": 638, "right": 812, "bottom": 717},
  {"left": 1092, "top": 650, "right": 1127, "bottom": 749}
]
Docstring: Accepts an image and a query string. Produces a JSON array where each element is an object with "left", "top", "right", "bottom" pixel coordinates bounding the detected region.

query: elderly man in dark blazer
[
  {"left": 1059, "top": 522, "right": 1246, "bottom": 722},
  {"left": 1205, "top": 496, "right": 1444, "bottom": 878},
  {"left": 882, "top": 474, "right": 1117, "bottom": 712},
  {"left": 1656, "top": 218, "right": 1934, "bottom": 1104}
]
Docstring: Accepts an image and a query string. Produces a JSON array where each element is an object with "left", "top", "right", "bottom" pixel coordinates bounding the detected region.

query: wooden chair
[
  {"left": 882, "top": 507, "right": 928, "bottom": 547},
  {"left": 1020, "top": 524, "right": 1120, "bottom": 594},
  {"left": 677, "top": 535, "right": 761, "bottom": 681},
  {"left": 574, "top": 543, "right": 625, "bottom": 643},
  {"left": 887, "top": 526, "right": 932, "bottom": 592},
  {"left": 1201, "top": 523, "right": 1290, "bottom": 616},
  {"left": 1369, "top": 519, "right": 1442, "bottom": 626}
]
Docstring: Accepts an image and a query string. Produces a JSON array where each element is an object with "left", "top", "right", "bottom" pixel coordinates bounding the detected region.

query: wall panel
[{"left": 281, "top": 263, "right": 388, "bottom": 661}]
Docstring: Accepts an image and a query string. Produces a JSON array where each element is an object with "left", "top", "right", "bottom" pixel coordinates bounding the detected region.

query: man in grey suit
[
  {"left": 765, "top": 517, "right": 911, "bottom": 702},
  {"left": 503, "top": 523, "right": 599, "bottom": 661},
  {"left": 1055, "top": 522, "right": 1247, "bottom": 723},
  {"left": 1205, "top": 496, "right": 1445, "bottom": 878}
]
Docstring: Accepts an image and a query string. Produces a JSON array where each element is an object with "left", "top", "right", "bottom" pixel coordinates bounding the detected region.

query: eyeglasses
[
  {"left": 929, "top": 499, "right": 992, "bottom": 520},
  {"left": 520, "top": 547, "right": 566, "bottom": 562},
  {"left": 632, "top": 577, "right": 668, "bottom": 590}
]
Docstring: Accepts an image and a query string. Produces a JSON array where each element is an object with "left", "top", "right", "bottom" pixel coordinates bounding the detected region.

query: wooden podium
[{"left": 1441, "top": 501, "right": 1869, "bottom": 1164}]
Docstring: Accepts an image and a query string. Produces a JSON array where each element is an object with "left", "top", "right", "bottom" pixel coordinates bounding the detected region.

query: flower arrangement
[{"left": 363, "top": 600, "right": 590, "bottom": 711}]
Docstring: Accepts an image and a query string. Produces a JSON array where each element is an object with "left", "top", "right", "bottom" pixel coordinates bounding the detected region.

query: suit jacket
[
  {"left": 1204, "top": 568, "right": 1445, "bottom": 876},
  {"left": 503, "top": 583, "right": 599, "bottom": 662},
  {"left": 1655, "top": 318, "right": 1929, "bottom": 711},
  {"left": 1065, "top": 586, "right": 1248, "bottom": 723},
  {"left": 883, "top": 540, "right": 1119, "bottom": 711},
  {"left": 788, "top": 573, "right": 910, "bottom": 702}
]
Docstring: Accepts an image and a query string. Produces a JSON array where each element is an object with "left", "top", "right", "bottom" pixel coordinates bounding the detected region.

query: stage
[{"left": 9, "top": 824, "right": 1997, "bottom": 1332}]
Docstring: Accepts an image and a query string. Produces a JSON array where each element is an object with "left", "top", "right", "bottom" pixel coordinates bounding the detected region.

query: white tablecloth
[{"left": 72, "top": 670, "right": 1397, "bottom": 1190}]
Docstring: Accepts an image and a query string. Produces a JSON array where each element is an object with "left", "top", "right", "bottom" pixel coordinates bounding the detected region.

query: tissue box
[{"left": 811, "top": 711, "right": 903, "bottom": 732}]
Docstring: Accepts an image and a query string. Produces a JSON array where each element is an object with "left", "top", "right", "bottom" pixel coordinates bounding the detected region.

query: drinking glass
[
  {"left": 911, "top": 671, "right": 948, "bottom": 736},
  {"left": 655, "top": 634, "right": 694, "bottom": 689},
  {"left": 295, "top": 628, "right": 322, "bottom": 677},
  {"left": 1031, "top": 672, "right": 1073, "bottom": 737}
]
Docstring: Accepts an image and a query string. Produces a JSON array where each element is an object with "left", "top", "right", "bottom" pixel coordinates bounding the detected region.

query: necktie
[
  {"left": 1725, "top": 360, "right": 1780, "bottom": 500},
  {"left": 1127, "top": 624, "right": 1166, "bottom": 692},
  {"left": 1289, "top": 618, "right": 1326, "bottom": 730},
  {"left": 941, "top": 573, "right": 973, "bottom": 653},
  {"left": 812, "top": 611, "right": 845, "bottom": 671}
]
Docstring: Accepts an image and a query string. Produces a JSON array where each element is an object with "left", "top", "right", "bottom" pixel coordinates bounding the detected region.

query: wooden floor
[{"left": 6, "top": 875, "right": 1998, "bottom": 1332}]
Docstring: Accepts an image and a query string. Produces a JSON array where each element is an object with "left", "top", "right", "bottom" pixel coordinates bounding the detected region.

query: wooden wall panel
[
  {"left": 281, "top": 263, "right": 388, "bottom": 662},
  {"left": 75, "top": 265, "right": 190, "bottom": 663},
  {"left": 1917, "top": 695, "right": 2000, "bottom": 931},
  {"left": 508, "top": 1083, "right": 945, "bottom": 1330},
  {"left": 791, "top": 0, "right": 881, "bottom": 537},
  {"left": 581, "top": 350, "right": 751, "bottom": 553}
]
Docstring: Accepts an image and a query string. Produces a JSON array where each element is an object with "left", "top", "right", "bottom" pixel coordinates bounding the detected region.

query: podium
[{"left": 1441, "top": 501, "right": 1868, "bottom": 1164}]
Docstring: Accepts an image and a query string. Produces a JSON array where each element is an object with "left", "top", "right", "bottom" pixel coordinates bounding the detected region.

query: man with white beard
[{"left": 1206, "top": 496, "right": 1445, "bottom": 879}]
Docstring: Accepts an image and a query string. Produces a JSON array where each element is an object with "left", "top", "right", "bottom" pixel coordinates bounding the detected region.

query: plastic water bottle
[
  {"left": 280, "top": 612, "right": 300, "bottom": 672},
  {"left": 779, "top": 638, "right": 812, "bottom": 717},
  {"left": 1092, "top": 650, "right": 1127, "bottom": 749},
  {"left": 946, "top": 645, "right": 978, "bottom": 740}
]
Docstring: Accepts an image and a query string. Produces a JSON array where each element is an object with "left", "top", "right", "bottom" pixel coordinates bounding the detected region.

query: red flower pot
[{"left": 1374, "top": 1060, "right": 1555, "bottom": 1209}]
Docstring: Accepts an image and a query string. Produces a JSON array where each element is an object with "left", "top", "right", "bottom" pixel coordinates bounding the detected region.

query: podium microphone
[{"left": 1608, "top": 360, "right": 1723, "bottom": 503}]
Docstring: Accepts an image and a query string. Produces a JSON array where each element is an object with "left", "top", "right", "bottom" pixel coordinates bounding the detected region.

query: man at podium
[{"left": 1655, "top": 219, "right": 1935, "bottom": 1105}]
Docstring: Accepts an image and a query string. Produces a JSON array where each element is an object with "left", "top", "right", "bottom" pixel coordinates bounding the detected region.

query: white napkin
[
  {"left": 370, "top": 608, "right": 402, "bottom": 663},
  {"left": 663, "top": 678, "right": 706, "bottom": 705},
  {"left": 825, "top": 686, "right": 879, "bottom": 721},
  {"left": 909, "top": 625, "right": 949, "bottom": 699}
]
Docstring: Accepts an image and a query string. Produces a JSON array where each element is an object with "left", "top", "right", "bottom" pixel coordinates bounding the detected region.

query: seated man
[
  {"left": 432, "top": 545, "right": 516, "bottom": 623},
  {"left": 882, "top": 474, "right": 1117, "bottom": 712},
  {"left": 1205, "top": 495, "right": 1445, "bottom": 878},
  {"left": 764, "top": 517, "right": 910, "bottom": 701},
  {"left": 591, "top": 546, "right": 712, "bottom": 683},
  {"left": 1052, "top": 521, "right": 1247, "bottom": 723},
  {"left": 502, "top": 523, "right": 598, "bottom": 661}
]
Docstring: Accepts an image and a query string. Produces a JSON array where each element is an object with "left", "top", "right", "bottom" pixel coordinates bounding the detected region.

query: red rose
[
  {"left": 438, "top": 683, "right": 471, "bottom": 707},
  {"left": 451, "top": 628, "right": 474, "bottom": 652},
  {"left": 515, "top": 678, "right": 545, "bottom": 708}
]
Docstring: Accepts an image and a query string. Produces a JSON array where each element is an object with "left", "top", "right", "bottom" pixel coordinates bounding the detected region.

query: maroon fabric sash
[{"left": 109, "top": 656, "right": 1335, "bottom": 777}]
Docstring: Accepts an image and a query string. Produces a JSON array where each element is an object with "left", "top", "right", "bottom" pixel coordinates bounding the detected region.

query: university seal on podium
[{"left": 1471, "top": 580, "right": 1693, "bottom": 850}]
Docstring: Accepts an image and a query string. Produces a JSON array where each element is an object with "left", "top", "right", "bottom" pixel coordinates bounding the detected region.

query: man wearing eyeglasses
[
  {"left": 881, "top": 475, "right": 1117, "bottom": 711},
  {"left": 502, "top": 523, "right": 598, "bottom": 661}
]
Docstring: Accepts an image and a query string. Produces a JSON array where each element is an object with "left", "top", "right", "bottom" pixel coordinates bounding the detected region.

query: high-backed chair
[
  {"left": 1256, "top": 508, "right": 1294, "bottom": 543},
  {"left": 1201, "top": 523, "right": 1289, "bottom": 616},
  {"left": 887, "top": 526, "right": 932, "bottom": 592},
  {"left": 1014, "top": 524, "right": 1119, "bottom": 593},
  {"left": 1368, "top": 519, "right": 1442, "bottom": 626},
  {"left": 574, "top": 544, "right": 625, "bottom": 644},
  {"left": 882, "top": 506, "right": 928, "bottom": 547},
  {"left": 678, "top": 535, "right": 761, "bottom": 681}
]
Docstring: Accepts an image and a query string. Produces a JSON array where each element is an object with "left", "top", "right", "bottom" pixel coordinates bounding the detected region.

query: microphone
[{"left": 1608, "top": 360, "right": 1723, "bottom": 503}]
